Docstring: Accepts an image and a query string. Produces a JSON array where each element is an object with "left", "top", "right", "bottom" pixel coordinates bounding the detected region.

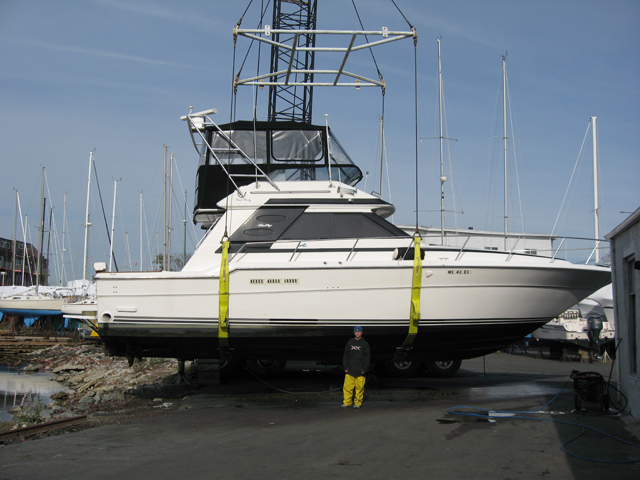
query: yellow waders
[{"left": 343, "top": 374, "right": 366, "bottom": 406}]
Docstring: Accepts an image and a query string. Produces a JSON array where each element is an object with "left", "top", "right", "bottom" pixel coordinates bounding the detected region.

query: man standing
[{"left": 342, "top": 326, "right": 370, "bottom": 409}]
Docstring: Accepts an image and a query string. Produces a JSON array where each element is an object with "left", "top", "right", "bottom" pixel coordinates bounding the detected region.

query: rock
[
  {"left": 103, "top": 391, "right": 126, "bottom": 403},
  {"left": 39, "top": 409, "right": 54, "bottom": 421},
  {"left": 79, "top": 395, "right": 95, "bottom": 405},
  {"left": 23, "top": 364, "right": 41, "bottom": 373},
  {"left": 52, "top": 364, "right": 86, "bottom": 374},
  {"left": 50, "top": 392, "right": 68, "bottom": 401},
  {"left": 21, "top": 401, "right": 46, "bottom": 416}
]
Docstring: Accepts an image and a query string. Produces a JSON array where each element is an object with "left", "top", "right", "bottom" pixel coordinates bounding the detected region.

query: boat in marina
[
  {"left": 532, "top": 284, "right": 614, "bottom": 355},
  {"left": 94, "top": 118, "right": 611, "bottom": 375},
  {"left": 93, "top": 8, "right": 611, "bottom": 378}
]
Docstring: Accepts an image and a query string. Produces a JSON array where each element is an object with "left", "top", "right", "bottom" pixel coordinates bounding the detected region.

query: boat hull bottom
[{"left": 99, "top": 319, "right": 549, "bottom": 364}]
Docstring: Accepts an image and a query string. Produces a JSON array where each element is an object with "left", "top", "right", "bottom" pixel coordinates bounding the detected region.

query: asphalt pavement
[{"left": 2, "top": 351, "right": 639, "bottom": 480}]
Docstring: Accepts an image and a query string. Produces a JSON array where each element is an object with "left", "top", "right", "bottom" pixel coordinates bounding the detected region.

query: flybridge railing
[
  {"left": 229, "top": 234, "right": 610, "bottom": 267},
  {"left": 233, "top": 26, "right": 416, "bottom": 89},
  {"left": 180, "top": 108, "right": 279, "bottom": 196}
]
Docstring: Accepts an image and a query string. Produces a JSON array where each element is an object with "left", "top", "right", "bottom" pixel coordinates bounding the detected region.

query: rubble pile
[{"left": 6, "top": 344, "right": 190, "bottom": 429}]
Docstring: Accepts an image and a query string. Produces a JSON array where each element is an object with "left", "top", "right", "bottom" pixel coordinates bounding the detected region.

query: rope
[
  {"left": 390, "top": 0, "right": 415, "bottom": 29},
  {"left": 350, "top": 0, "right": 383, "bottom": 82}
]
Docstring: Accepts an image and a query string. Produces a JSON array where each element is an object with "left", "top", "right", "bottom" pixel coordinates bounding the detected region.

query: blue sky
[{"left": 1, "top": 0, "right": 638, "bottom": 283}]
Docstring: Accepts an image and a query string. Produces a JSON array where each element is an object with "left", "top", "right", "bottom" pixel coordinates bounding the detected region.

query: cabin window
[
  {"left": 271, "top": 130, "right": 323, "bottom": 162},
  {"left": 229, "top": 207, "right": 305, "bottom": 243},
  {"left": 207, "top": 130, "right": 267, "bottom": 165},
  {"left": 280, "top": 213, "right": 408, "bottom": 240}
]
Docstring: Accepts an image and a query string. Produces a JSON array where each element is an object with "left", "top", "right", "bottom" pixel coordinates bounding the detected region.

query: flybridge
[{"left": 183, "top": 114, "right": 364, "bottom": 226}]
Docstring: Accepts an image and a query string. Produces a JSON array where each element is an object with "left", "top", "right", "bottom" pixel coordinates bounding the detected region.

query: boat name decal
[
  {"left": 447, "top": 270, "right": 471, "bottom": 275},
  {"left": 250, "top": 278, "right": 299, "bottom": 285}
]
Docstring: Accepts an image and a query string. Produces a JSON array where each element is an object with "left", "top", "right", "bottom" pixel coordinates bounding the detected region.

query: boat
[
  {"left": 0, "top": 288, "right": 69, "bottom": 318},
  {"left": 94, "top": 117, "right": 610, "bottom": 375},
  {"left": 93, "top": 12, "right": 610, "bottom": 378},
  {"left": 531, "top": 284, "right": 614, "bottom": 354}
]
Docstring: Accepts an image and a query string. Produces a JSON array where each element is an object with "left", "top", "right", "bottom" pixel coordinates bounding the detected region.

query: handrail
[
  {"left": 181, "top": 110, "right": 279, "bottom": 196},
  {"left": 226, "top": 233, "right": 610, "bottom": 266}
]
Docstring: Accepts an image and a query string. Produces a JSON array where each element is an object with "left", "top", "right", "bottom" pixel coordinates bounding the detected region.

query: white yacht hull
[{"left": 97, "top": 247, "right": 610, "bottom": 363}]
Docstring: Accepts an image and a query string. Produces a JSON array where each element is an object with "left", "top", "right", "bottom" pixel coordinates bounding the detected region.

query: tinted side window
[
  {"left": 229, "top": 207, "right": 305, "bottom": 243},
  {"left": 281, "top": 213, "right": 407, "bottom": 240}
]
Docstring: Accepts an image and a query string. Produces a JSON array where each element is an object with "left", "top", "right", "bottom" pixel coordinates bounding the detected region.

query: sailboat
[
  {"left": 0, "top": 168, "right": 80, "bottom": 328},
  {"left": 61, "top": 152, "right": 99, "bottom": 337},
  {"left": 532, "top": 117, "right": 614, "bottom": 356}
]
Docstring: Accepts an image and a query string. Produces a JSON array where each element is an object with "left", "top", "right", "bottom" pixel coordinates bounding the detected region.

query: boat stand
[
  {"left": 172, "top": 360, "right": 193, "bottom": 385},
  {"left": 558, "top": 347, "right": 574, "bottom": 362}
]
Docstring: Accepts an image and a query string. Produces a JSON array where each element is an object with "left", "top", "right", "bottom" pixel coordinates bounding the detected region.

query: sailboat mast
[
  {"left": 140, "top": 192, "right": 143, "bottom": 272},
  {"left": 438, "top": 38, "right": 445, "bottom": 243},
  {"left": 591, "top": 116, "right": 600, "bottom": 264},
  {"left": 502, "top": 54, "right": 508, "bottom": 251},
  {"left": 168, "top": 153, "right": 174, "bottom": 272},
  {"left": 162, "top": 145, "right": 168, "bottom": 271},
  {"left": 83, "top": 152, "right": 93, "bottom": 283},
  {"left": 36, "top": 167, "right": 45, "bottom": 290},
  {"left": 109, "top": 180, "right": 117, "bottom": 272},
  {"left": 12, "top": 190, "right": 17, "bottom": 287},
  {"left": 61, "top": 192, "right": 67, "bottom": 285}
]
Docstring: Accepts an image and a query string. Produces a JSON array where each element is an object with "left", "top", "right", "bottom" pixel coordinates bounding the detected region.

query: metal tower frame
[{"left": 268, "top": 0, "right": 317, "bottom": 124}]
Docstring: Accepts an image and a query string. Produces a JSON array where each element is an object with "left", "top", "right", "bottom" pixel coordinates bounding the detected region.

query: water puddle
[
  {"left": 0, "top": 365, "right": 69, "bottom": 422},
  {"left": 467, "top": 381, "right": 563, "bottom": 401}
]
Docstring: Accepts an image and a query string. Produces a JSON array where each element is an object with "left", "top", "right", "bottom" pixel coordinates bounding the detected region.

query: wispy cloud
[
  {"left": 91, "top": 0, "right": 224, "bottom": 30},
  {"left": 16, "top": 38, "right": 202, "bottom": 70}
]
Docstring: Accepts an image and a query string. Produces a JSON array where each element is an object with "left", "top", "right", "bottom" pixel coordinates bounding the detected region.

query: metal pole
[
  {"left": 36, "top": 167, "right": 45, "bottom": 290},
  {"left": 140, "top": 192, "right": 143, "bottom": 272},
  {"left": 61, "top": 192, "right": 67, "bottom": 285},
  {"left": 12, "top": 190, "right": 17, "bottom": 286},
  {"left": 438, "top": 38, "right": 445, "bottom": 244},
  {"left": 162, "top": 146, "right": 167, "bottom": 271},
  {"left": 109, "top": 180, "right": 117, "bottom": 272},
  {"left": 83, "top": 152, "right": 93, "bottom": 282},
  {"left": 591, "top": 116, "right": 599, "bottom": 264},
  {"left": 502, "top": 54, "right": 508, "bottom": 251},
  {"left": 168, "top": 153, "right": 173, "bottom": 271}
]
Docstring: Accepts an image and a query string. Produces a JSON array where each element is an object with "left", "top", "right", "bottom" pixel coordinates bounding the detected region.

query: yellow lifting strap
[
  {"left": 394, "top": 236, "right": 422, "bottom": 358},
  {"left": 218, "top": 239, "right": 230, "bottom": 350}
]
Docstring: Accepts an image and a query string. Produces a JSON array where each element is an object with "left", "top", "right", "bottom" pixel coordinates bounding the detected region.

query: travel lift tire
[
  {"left": 425, "top": 359, "right": 462, "bottom": 378},
  {"left": 383, "top": 359, "right": 421, "bottom": 378},
  {"left": 245, "top": 359, "right": 287, "bottom": 378}
]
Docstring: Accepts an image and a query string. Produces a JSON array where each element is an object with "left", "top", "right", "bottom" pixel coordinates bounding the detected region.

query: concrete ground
[{"left": 1, "top": 351, "right": 639, "bottom": 480}]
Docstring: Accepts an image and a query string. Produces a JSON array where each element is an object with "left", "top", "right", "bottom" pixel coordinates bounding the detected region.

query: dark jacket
[{"left": 343, "top": 337, "right": 370, "bottom": 377}]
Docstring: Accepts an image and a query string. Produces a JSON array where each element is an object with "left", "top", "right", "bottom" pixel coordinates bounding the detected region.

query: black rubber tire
[
  {"left": 219, "top": 358, "right": 239, "bottom": 376},
  {"left": 425, "top": 359, "right": 462, "bottom": 378},
  {"left": 245, "top": 359, "right": 287, "bottom": 378},
  {"left": 383, "top": 359, "right": 421, "bottom": 378}
]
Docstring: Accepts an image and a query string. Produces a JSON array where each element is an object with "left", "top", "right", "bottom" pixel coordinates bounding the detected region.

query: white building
[{"left": 606, "top": 208, "right": 640, "bottom": 418}]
